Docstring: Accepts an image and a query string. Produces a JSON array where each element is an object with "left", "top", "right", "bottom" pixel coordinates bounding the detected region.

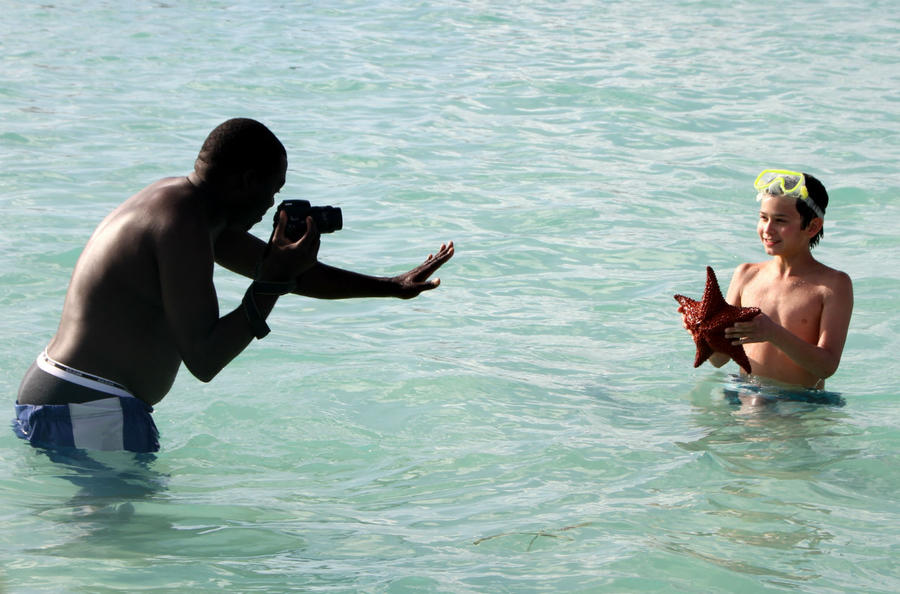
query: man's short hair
[
  {"left": 798, "top": 172, "right": 828, "bottom": 248},
  {"left": 195, "top": 118, "right": 286, "bottom": 182}
]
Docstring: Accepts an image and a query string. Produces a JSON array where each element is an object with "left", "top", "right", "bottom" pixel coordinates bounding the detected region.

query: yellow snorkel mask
[{"left": 754, "top": 169, "right": 825, "bottom": 218}]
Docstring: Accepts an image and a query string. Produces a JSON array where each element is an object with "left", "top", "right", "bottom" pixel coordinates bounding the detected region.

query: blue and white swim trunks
[{"left": 13, "top": 350, "right": 159, "bottom": 453}]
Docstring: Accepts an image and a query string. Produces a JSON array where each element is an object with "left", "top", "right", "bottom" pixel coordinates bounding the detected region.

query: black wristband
[
  {"left": 242, "top": 285, "right": 271, "bottom": 339},
  {"left": 251, "top": 279, "right": 296, "bottom": 296}
]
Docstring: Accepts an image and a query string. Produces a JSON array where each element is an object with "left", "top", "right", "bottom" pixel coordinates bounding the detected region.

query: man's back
[{"left": 48, "top": 177, "right": 203, "bottom": 404}]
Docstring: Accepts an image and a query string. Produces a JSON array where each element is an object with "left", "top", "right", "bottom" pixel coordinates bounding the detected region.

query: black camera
[{"left": 274, "top": 199, "right": 343, "bottom": 240}]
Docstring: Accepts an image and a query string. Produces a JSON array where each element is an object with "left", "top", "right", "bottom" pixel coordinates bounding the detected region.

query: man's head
[
  {"left": 195, "top": 118, "right": 288, "bottom": 230},
  {"left": 754, "top": 170, "right": 828, "bottom": 248},
  {"left": 195, "top": 118, "right": 287, "bottom": 185}
]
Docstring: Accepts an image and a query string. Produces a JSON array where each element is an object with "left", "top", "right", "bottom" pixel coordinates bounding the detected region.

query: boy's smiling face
[{"left": 757, "top": 193, "right": 816, "bottom": 256}]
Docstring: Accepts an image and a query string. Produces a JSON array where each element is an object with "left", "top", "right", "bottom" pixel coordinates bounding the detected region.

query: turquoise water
[{"left": 2, "top": 1, "right": 899, "bottom": 591}]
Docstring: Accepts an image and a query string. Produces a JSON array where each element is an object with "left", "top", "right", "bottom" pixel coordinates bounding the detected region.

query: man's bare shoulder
[
  {"left": 120, "top": 177, "right": 206, "bottom": 234},
  {"left": 128, "top": 177, "right": 195, "bottom": 211}
]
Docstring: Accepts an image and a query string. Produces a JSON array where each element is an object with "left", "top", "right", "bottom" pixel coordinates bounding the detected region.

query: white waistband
[{"left": 37, "top": 350, "right": 134, "bottom": 399}]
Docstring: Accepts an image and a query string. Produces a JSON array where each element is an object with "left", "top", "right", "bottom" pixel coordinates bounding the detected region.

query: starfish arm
[
  {"left": 693, "top": 339, "right": 714, "bottom": 368},
  {"left": 703, "top": 315, "right": 758, "bottom": 375},
  {"left": 700, "top": 267, "right": 728, "bottom": 319},
  {"left": 674, "top": 295, "right": 702, "bottom": 328},
  {"left": 731, "top": 349, "right": 753, "bottom": 375}
]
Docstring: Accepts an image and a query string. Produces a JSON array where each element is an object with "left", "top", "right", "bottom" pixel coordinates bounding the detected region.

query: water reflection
[
  {"left": 681, "top": 375, "right": 852, "bottom": 459},
  {"left": 16, "top": 444, "right": 170, "bottom": 554},
  {"left": 36, "top": 446, "right": 167, "bottom": 508},
  {"left": 12, "top": 444, "right": 303, "bottom": 565},
  {"left": 653, "top": 375, "right": 861, "bottom": 585}
]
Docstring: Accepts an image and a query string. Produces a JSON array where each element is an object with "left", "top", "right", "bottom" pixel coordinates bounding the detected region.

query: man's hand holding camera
[{"left": 259, "top": 211, "right": 321, "bottom": 283}]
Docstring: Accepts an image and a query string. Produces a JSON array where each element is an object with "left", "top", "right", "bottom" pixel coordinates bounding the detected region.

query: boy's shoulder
[
  {"left": 733, "top": 259, "right": 851, "bottom": 292},
  {"left": 802, "top": 259, "right": 852, "bottom": 291},
  {"left": 731, "top": 261, "right": 766, "bottom": 283},
  {"left": 813, "top": 262, "right": 853, "bottom": 296}
]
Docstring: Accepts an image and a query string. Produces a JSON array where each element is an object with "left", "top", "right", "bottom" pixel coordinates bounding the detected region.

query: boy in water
[{"left": 687, "top": 170, "right": 853, "bottom": 390}]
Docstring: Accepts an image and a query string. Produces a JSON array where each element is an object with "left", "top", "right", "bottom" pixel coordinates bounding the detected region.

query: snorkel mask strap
[
  {"left": 799, "top": 196, "right": 825, "bottom": 219},
  {"left": 754, "top": 169, "right": 825, "bottom": 219}
]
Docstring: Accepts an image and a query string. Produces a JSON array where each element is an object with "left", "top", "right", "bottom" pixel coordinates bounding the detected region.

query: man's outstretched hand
[{"left": 392, "top": 242, "right": 455, "bottom": 299}]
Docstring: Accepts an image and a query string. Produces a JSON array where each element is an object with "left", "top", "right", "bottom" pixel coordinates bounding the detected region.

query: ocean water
[{"left": 1, "top": 1, "right": 899, "bottom": 591}]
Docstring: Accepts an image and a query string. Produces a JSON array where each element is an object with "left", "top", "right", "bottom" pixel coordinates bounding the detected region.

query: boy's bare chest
[{"left": 743, "top": 277, "right": 823, "bottom": 337}]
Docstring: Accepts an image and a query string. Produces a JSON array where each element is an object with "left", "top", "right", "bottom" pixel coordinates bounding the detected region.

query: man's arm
[
  {"left": 157, "top": 208, "right": 318, "bottom": 382},
  {"left": 214, "top": 227, "right": 454, "bottom": 300}
]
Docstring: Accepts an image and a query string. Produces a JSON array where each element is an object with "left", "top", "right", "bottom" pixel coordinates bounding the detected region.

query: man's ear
[{"left": 240, "top": 169, "right": 258, "bottom": 189}]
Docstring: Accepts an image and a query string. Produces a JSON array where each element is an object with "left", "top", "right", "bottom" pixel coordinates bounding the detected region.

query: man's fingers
[
  {"left": 272, "top": 210, "right": 288, "bottom": 242},
  {"left": 419, "top": 242, "right": 454, "bottom": 273},
  {"left": 296, "top": 216, "right": 317, "bottom": 244}
]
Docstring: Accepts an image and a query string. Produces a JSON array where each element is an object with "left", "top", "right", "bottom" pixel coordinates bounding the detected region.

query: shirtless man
[
  {"left": 686, "top": 170, "right": 853, "bottom": 391},
  {"left": 14, "top": 118, "right": 454, "bottom": 452}
]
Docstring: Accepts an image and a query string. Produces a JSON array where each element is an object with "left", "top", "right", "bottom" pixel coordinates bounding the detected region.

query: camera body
[{"left": 274, "top": 200, "right": 343, "bottom": 240}]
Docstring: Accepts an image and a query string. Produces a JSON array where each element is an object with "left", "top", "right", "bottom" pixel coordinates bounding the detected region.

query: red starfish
[{"left": 674, "top": 266, "right": 761, "bottom": 374}]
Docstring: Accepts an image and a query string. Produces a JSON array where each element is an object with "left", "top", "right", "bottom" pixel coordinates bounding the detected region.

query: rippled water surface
[{"left": 2, "top": 1, "right": 899, "bottom": 591}]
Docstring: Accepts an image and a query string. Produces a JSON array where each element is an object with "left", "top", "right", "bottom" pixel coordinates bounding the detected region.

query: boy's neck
[{"left": 769, "top": 250, "right": 818, "bottom": 277}]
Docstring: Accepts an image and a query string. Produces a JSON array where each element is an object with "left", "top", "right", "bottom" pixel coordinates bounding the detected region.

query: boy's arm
[{"left": 726, "top": 271, "right": 853, "bottom": 379}]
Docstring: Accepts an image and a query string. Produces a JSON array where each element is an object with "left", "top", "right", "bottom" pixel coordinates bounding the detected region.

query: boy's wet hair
[
  {"left": 796, "top": 172, "right": 828, "bottom": 248},
  {"left": 196, "top": 118, "right": 286, "bottom": 182}
]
